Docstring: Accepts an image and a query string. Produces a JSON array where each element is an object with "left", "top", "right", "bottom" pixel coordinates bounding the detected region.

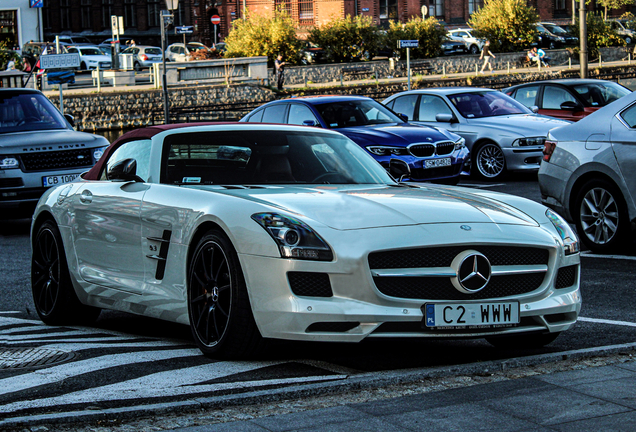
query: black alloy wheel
[
  {"left": 188, "top": 229, "right": 264, "bottom": 358},
  {"left": 32, "top": 220, "right": 100, "bottom": 325}
]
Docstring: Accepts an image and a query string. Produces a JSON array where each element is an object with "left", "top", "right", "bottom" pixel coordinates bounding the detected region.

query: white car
[
  {"left": 65, "top": 45, "right": 112, "bottom": 70},
  {"left": 165, "top": 42, "right": 210, "bottom": 62},
  {"left": 447, "top": 28, "right": 485, "bottom": 55},
  {"left": 31, "top": 123, "right": 581, "bottom": 358}
]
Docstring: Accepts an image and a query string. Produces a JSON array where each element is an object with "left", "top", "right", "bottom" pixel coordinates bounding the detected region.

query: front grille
[
  {"left": 369, "top": 246, "right": 549, "bottom": 269},
  {"left": 409, "top": 144, "right": 434, "bottom": 157},
  {"left": 410, "top": 163, "right": 461, "bottom": 180},
  {"left": 288, "top": 272, "right": 333, "bottom": 297},
  {"left": 373, "top": 273, "right": 545, "bottom": 300},
  {"left": 555, "top": 265, "right": 577, "bottom": 289},
  {"left": 0, "top": 178, "right": 24, "bottom": 188},
  {"left": 435, "top": 141, "right": 455, "bottom": 156},
  {"left": 20, "top": 149, "right": 93, "bottom": 172}
]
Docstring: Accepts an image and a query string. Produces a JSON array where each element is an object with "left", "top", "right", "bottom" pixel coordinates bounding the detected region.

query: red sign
[{"left": 210, "top": 15, "right": 221, "bottom": 25}]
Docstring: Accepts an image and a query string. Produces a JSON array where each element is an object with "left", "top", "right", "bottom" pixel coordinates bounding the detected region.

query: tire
[
  {"left": 188, "top": 229, "right": 264, "bottom": 359},
  {"left": 80, "top": 62, "right": 87, "bottom": 71},
  {"left": 470, "top": 45, "right": 480, "bottom": 55},
  {"left": 473, "top": 142, "right": 506, "bottom": 180},
  {"left": 486, "top": 332, "right": 560, "bottom": 349},
  {"left": 134, "top": 62, "right": 141, "bottom": 72},
  {"left": 31, "top": 220, "right": 101, "bottom": 325},
  {"left": 574, "top": 179, "right": 629, "bottom": 253}
]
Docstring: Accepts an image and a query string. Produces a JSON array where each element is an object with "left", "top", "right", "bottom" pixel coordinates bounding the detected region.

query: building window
[
  {"left": 380, "top": 0, "right": 398, "bottom": 19},
  {"left": 275, "top": 0, "right": 292, "bottom": 16},
  {"left": 298, "top": 0, "right": 314, "bottom": 23},
  {"left": 435, "top": 0, "right": 444, "bottom": 17},
  {"left": 60, "top": 0, "right": 71, "bottom": 30},
  {"left": 124, "top": 0, "right": 137, "bottom": 28},
  {"left": 148, "top": 0, "right": 161, "bottom": 27},
  {"left": 102, "top": 0, "right": 113, "bottom": 29},
  {"left": 555, "top": 0, "right": 566, "bottom": 10},
  {"left": 469, "top": 0, "right": 483, "bottom": 14},
  {"left": 81, "top": 0, "right": 92, "bottom": 29},
  {"left": 0, "top": 10, "right": 18, "bottom": 50}
]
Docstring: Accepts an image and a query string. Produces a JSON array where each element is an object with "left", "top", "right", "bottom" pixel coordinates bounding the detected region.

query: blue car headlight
[
  {"left": 454, "top": 137, "right": 466, "bottom": 150},
  {"left": 366, "top": 146, "right": 409, "bottom": 156},
  {"left": 546, "top": 209, "right": 579, "bottom": 255},
  {"left": 252, "top": 213, "right": 333, "bottom": 261}
]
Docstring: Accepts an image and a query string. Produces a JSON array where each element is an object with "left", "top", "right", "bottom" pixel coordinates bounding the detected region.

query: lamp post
[
  {"left": 579, "top": 0, "right": 587, "bottom": 78},
  {"left": 162, "top": 0, "right": 179, "bottom": 124}
]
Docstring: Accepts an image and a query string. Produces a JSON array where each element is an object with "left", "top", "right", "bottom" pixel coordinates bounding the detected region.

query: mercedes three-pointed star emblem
[{"left": 450, "top": 250, "right": 492, "bottom": 294}]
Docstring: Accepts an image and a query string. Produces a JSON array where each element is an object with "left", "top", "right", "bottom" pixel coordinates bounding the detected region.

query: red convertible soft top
[{"left": 83, "top": 122, "right": 237, "bottom": 180}]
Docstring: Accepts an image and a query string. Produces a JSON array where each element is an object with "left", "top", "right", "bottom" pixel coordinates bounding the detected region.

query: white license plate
[
  {"left": 424, "top": 158, "right": 451, "bottom": 169},
  {"left": 424, "top": 302, "right": 519, "bottom": 329},
  {"left": 42, "top": 173, "right": 81, "bottom": 187}
]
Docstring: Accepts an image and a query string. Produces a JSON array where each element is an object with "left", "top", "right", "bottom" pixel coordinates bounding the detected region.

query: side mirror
[
  {"left": 435, "top": 113, "right": 455, "bottom": 123},
  {"left": 398, "top": 113, "right": 409, "bottom": 122},
  {"left": 64, "top": 113, "right": 75, "bottom": 127},
  {"left": 389, "top": 158, "right": 411, "bottom": 181},
  {"left": 530, "top": 106, "right": 539, "bottom": 113},
  {"left": 560, "top": 101, "right": 583, "bottom": 111},
  {"left": 107, "top": 158, "right": 143, "bottom": 182},
  {"left": 302, "top": 120, "right": 316, "bottom": 126}
]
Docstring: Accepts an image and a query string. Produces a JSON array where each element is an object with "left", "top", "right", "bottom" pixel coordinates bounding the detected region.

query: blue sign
[
  {"left": 399, "top": 40, "right": 419, "bottom": 48},
  {"left": 362, "top": 7, "right": 369, "bottom": 11},
  {"left": 30, "top": 0, "right": 43, "bottom": 7},
  {"left": 47, "top": 70, "right": 75, "bottom": 85},
  {"left": 175, "top": 26, "right": 194, "bottom": 34}
]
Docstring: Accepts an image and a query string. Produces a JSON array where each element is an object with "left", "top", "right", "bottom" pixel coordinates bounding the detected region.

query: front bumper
[
  {"left": 376, "top": 147, "right": 470, "bottom": 181},
  {"left": 503, "top": 145, "right": 543, "bottom": 172}
]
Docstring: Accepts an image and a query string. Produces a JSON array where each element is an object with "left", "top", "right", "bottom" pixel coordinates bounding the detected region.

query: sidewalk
[{"left": 170, "top": 359, "right": 636, "bottom": 432}]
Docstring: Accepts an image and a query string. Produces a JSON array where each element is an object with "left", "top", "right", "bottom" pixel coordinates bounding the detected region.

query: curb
[{"left": 2, "top": 341, "right": 635, "bottom": 429}]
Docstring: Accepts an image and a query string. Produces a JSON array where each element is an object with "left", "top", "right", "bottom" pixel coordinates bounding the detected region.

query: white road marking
[
  {"left": 0, "top": 330, "right": 96, "bottom": 341},
  {"left": 0, "top": 311, "right": 22, "bottom": 315},
  {"left": 0, "top": 316, "right": 42, "bottom": 326},
  {"left": 580, "top": 251, "right": 636, "bottom": 260},
  {"left": 579, "top": 317, "right": 636, "bottom": 328}
]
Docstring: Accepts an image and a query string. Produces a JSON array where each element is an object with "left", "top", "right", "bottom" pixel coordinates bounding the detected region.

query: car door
[
  {"left": 508, "top": 85, "right": 540, "bottom": 110},
  {"left": 404, "top": 94, "right": 464, "bottom": 136},
  {"left": 387, "top": 94, "right": 418, "bottom": 121},
  {"left": 287, "top": 103, "right": 319, "bottom": 125},
  {"left": 540, "top": 85, "right": 586, "bottom": 121},
  {"left": 71, "top": 139, "right": 151, "bottom": 294},
  {"left": 611, "top": 103, "right": 636, "bottom": 208}
]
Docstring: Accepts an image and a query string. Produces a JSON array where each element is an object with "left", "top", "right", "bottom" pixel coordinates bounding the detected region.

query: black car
[
  {"left": 441, "top": 39, "right": 467, "bottom": 56},
  {"left": 541, "top": 23, "right": 578, "bottom": 46},
  {"left": 536, "top": 24, "right": 566, "bottom": 49},
  {"left": 299, "top": 42, "right": 325, "bottom": 65}
]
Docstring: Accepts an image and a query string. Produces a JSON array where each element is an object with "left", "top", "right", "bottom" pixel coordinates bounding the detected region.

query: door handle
[{"left": 79, "top": 189, "right": 93, "bottom": 204}]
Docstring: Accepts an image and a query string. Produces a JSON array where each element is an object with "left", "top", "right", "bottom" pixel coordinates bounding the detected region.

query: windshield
[
  {"left": 0, "top": 92, "right": 69, "bottom": 134},
  {"left": 572, "top": 82, "right": 631, "bottom": 106},
  {"left": 162, "top": 130, "right": 395, "bottom": 185},
  {"left": 314, "top": 100, "right": 404, "bottom": 128},
  {"left": 80, "top": 48, "right": 103, "bottom": 56},
  {"left": 145, "top": 48, "right": 162, "bottom": 55},
  {"left": 546, "top": 25, "right": 567, "bottom": 35},
  {"left": 448, "top": 91, "right": 531, "bottom": 118}
]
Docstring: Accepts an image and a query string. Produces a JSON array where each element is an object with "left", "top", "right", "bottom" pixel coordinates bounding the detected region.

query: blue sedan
[{"left": 240, "top": 95, "right": 469, "bottom": 184}]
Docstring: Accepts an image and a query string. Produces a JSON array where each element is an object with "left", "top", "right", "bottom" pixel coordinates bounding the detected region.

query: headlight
[
  {"left": 546, "top": 209, "right": 579, "bottom": 255},
  {"left": 252, "top": 213, "right": 333, "bottom": 261},
  {"left": 366, "top": 146, "right": 409, "bottom": 156},
  {"left": 0, "top": 157, "right": 19, "bottom": 169},
  {"left": 454, "top": 137, "right": 466, "bottom": 150},
  {"left": 92, "top": 146, "right": 107, "bottom": 162},
  {"left": 512, "top": 137, "right": 546, "bottom": 147}
]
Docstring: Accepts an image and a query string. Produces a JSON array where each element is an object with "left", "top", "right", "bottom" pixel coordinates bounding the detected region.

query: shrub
[
  {"left": 571, "top": 12, "right": 625, "bottom": 58},
  {"left": 0, "top": 41, "right": 23, "bottom": 71},
  {"left": 223, "top": 8, "right": 301, "bottom": 65},
  {"left": 308, "top": 15, "right": 383, "bottom": 63},
  {"left": 468, "top": 0, "right": 539, "bottom": 53},
  {"left": 384, "top": 17, "right": 447, "bottom": 59}
]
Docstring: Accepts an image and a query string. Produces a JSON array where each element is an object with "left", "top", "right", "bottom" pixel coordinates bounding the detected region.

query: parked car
[
  {"left": 540, "top": 23, "right": 579, "bottom": 46},
  {"left": 65, "top": 45, "right": 112, "bottom": 71},
  {"left": 504, "top": 79, "right": 631, "bottom": 121},
  {"left": 536, "top": 24, "right": 565, "bottom": 49},
  {"left": 165, "top": 42, "right": 211, "bottom": 62},
  {"left": 22, "top": 41, "right": 68, "bottom": 69},
  {"left": 0, "top": 88, "right": 109, "bottom": 217},
  {"left": 607, "top": 19, "right": 636, "bottom": 44},
  {"left": 31, "top": 122, "right": 581, "bottom": 358},
  {"left": 299, "top": 42, "right": 325, "bottom": 65},
  {"left": 240, "top": 95, "right": 469, "bottom": 184},
  {"left": 97, "top": 38, "right": 134, "bottom": 55},
  {"left": 119, "top": 45, "right": 163, "bottom": 71},
  {"left": 441, "top": 38, "right": 468, "bottom": 56},
  {"left": 49, "top": 35, "right": 94, "bottom": 46},
  {"left": 383, "top": 88, "right": 570, "bottom": 180},
  {"left": 539, "top": 90, "right": 636, "bottom": 252},
  {"left": 447, "top": 28, "right": 485, "bottom": 55}
]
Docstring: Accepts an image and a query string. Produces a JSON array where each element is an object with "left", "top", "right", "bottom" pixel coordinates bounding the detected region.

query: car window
[
  {"left": 620, "top": 104, "right": 636, "bottom": 128},
  {"left": 542, "top": 86, "right": 577, "bottom": 110},
  {"left": 287, "top": 104, "right": 318, "bottom": 125},
  {"left": 314, "top": 99, "right": 402, "bottom": 129},
  {"left": 67, "top": 47, "right": 78, "bottom": 54},
  {"left": 418, "top": 95, "right": 453, "bottom": 121},
  {"left": 262, "top": 104, "right": 287, "bottom": 123},
  {"left": 511, "top": 85, "right": 540, "bottom": 108},
  {"left": 102, "top": 139, "right": 151, "bottom": 182},
  {"left": 390, "top": 95, "right": 418, "bottom": 120},
  {"left": 572, "top": 83, "right": 631, "bottom": 107},
  {"left": 0, "top": 92, "right": 68, "bottom": 133},
  {"left": 246, "top": 109, "right": 264, "bottom": 123},
  {"left": 80, "top": 48, "right": 103, "bottom": 56},
  {"left": 146, "top": 48, "right": 162, "bottom": 55},
  {"left": 121, "top": 47, "right": 133, "bottom": 54},
  {"left": 448, "top": 91, "right": 529, "bottom": 118}
]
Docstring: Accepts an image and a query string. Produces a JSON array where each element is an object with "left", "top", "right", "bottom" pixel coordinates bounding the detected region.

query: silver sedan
[{"left": 383, "top": 88, "right": 570, "bottom": 180}]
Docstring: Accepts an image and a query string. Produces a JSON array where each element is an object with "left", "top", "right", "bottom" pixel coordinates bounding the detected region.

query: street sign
[
  {"left": 211, "top": 15, "right": 221, "bottom": 25},
  {"left": 176, "top": 26, "right": 194, "bottom": 34},
  {"left": 399, "top": 40, "right": 419, "bottom": 48},
  {"left": 29, "top": 0, "right": 43, "bottom": 8},
  {"left": 40, "top": 54, "right": 80, "bottom": 70}
]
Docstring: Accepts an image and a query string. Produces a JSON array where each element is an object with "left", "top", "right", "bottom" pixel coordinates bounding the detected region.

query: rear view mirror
[
  {"left": 107, "top": 158, "right": 144, "bottom": 182},
  {"left": 398, "top": 113, "right": 409, "bottom": 122},
  {"left": 64, "top": 113, "right": 75, "bottom": 127},
  {"left": 435, "top": 113, "right": 455, "bottom": 123},
  {"left": 530, "top": 106, "right": 539, "bottom": 113},
  {"left": 560, "top": 101, "right": 582, "bottom": 111},
  {"left": 302, "top": 120, "right": 316, "bottom": 126},
  {"left": 389, "top": 158, "right": 411, "bottom": 181}
]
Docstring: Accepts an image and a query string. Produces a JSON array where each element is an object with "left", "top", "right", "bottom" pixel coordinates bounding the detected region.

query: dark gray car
[
  {"left": 383, "top": 88, "right": 570, "bottom": 179},
  {"left": 539, "top": 90, "right": 636, "bottom": 253}
]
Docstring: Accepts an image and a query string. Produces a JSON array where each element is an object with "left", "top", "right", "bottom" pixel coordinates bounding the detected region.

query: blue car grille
[{"left": 435, "top": 141, "right": 455, "bottom": 156}]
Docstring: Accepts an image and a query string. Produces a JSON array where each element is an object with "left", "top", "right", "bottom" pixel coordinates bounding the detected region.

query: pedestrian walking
[
  {"left": 275, "top": 54, "right": 285, "bottom": 91},
  {"left": 479, "top": 41, "right": 495, "bottom": 74}
]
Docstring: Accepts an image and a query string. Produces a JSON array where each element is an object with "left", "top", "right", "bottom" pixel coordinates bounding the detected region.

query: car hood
[
  {"left": 0, "top": 129, "right": 108, "bottom": 150},
  {"left": 338, "top": 124, "right": 453, "bottom": 145},
  {"left": 465, "top": 114, "right": 570, "bottom": 135},
  {"left": 218, "top": 184, "right": 539, "bottom": 230}
]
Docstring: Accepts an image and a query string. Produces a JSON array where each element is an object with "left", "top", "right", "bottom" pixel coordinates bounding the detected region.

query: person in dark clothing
[{"left": 275, "top": 54, "right": 285, "bottom": 91}]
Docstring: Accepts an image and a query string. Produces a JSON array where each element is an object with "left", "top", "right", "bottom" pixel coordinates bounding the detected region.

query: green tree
[
  {"left": 572, "top": 12, "right": 625, "bottom": 57},
  {"left": 384, "top": 17, "right": 447, "bottom": 59},
  {"left": 596, "top": 0, "right": 635, "bottom": 20},
  {"left": 308, "top": 15, "right": 383, "bottom": 63},
  {"left": 223, "top": 7, "right": 301, "bottom": 65},
  {"left": 468, "top": 0, "right": 539, "bottom": 52}
]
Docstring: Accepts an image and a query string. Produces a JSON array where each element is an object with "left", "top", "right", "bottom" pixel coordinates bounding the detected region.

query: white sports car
[{"left": 31, "top": 123, "right": 582, "bottom": 358}]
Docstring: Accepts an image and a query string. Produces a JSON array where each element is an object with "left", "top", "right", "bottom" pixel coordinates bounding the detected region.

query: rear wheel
[
  {"left": 188, "top": 229, "right": 264, "bottom": 358},
  {"left": 470, "top": 45, "right": 480, "bottom": 55},
  {"left": 31, "top": 220, "right": 100, "bottom": 325},
  {"left": 486, "top": 332, "right": 560, "bottom": 349},
  {"left": 473, "top": 142, "right": 506, "bottom": 180},
  {"left": 134, "top": 62, "right": 141, "bottom": 72},
  {"left": 80, "top": 62, "right": 87, "bottom": 71}
]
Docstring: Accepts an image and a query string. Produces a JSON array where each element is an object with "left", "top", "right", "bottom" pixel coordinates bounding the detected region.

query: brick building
[{"left": 35, "top": 0, "right": 629, "bottom": 49}]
